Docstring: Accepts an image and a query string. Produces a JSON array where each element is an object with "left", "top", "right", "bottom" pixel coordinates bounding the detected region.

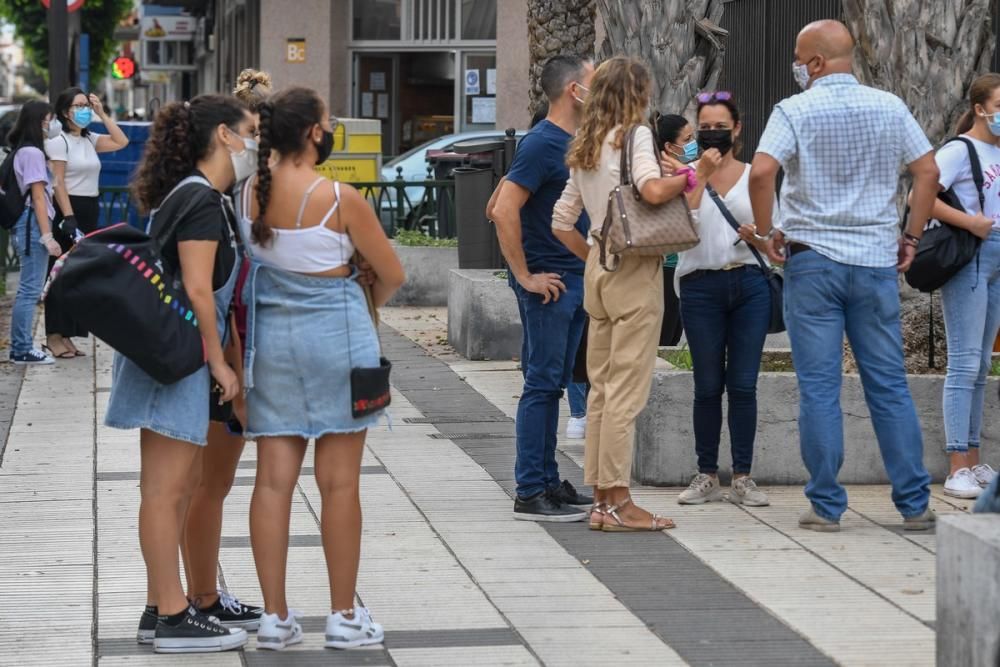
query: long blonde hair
[
  {"left": 233, "top": 68, "right": 273, "bottom": 111},
  {"left": 566, "top": 57, "right": 652, "bottom": 172}
]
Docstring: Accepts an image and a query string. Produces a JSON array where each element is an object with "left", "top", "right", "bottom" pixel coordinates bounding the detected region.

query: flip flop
[
  {"left": 42, "top": 345, "right": 76, "bottom": 360},
  {"left": 73, "top": 350, "right": 86, "bottom": 357}
]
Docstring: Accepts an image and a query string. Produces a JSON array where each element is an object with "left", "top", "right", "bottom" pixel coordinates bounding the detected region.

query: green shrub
[{"left": 394, "top": 230, "right": 458, "bottom": 247}]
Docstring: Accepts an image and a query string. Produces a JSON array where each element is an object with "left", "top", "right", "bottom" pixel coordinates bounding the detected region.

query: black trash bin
[{"left": 451, "top": 135, "right": 516, "bottom": 269}]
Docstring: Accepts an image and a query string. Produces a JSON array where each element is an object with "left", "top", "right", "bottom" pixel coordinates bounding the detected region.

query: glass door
[
  {"left": 354, "top": 54, "right": 398, "bottom": 156},
  {"left": 459, "top": 51, "right": 497, "bottom": 131}
]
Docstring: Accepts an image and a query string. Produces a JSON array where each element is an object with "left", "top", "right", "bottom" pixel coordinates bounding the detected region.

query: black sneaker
[
  {"left": 137, "top": 606, "right": 158, "bottom": 644},
  {"left": 153, "top": 605, "right": 248, "bottom": 654},
  {"left": 513, "top": 490, "right": 587, "bottom": 522},
  {"left": 197, "top": 590, "right": 263, "bottom": 631},
  {"left": 551, "top": 480, "right": 594, "bottom": 507}
]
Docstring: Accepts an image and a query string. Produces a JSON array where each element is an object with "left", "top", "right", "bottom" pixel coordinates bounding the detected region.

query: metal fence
[{"left": 0, "top": 178, "right": 456, "bottom": 280}]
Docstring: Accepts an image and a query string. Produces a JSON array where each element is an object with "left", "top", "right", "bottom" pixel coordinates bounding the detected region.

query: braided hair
[
  {"left": 132, "top": 94, "right": 247, "bottom": 213},
  {"left": 253, "top": 86, "right": 328, "bottom": 246}
]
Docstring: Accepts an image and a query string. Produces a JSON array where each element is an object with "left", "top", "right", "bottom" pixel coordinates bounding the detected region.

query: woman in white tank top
[{"left": 241, "top": 86, "right": 404, "bottom": 651}]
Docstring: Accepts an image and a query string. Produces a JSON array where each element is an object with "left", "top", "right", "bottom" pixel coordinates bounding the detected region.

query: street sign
[
  {"left": 286, "top": 38, "right": 306, "bottom": 63},
  {"left": 41, "top": 0, "right": 85, "bottom": 12}
]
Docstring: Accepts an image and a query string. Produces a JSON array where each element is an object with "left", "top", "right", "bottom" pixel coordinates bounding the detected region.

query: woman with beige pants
[{"left": 553, "top": 56, "right": 689, "bottom": 531}]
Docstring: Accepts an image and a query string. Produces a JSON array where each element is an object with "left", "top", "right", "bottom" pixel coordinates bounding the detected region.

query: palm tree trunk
[
  {"left": 596, "top": 0, "right": 728, "bottom": 117},
  {"left": 528, "top": 0, "right": 598, "bottom": 115}
]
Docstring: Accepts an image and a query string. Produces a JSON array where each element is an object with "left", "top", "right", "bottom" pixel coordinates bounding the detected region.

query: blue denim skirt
[
  {"left": 104, "top": 254, "right": 241, "bottom": 446},
  {"left": 242, "top": 263, "right": 383, "bottom": 439}
]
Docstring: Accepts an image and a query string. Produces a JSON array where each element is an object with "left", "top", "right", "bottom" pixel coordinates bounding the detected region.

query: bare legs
[
  {"left": 139, "top": 430, "right": 201, "bottom": 615},
  {"left": 949, "top": 449, "right": 981, "bottom": 476},
  {"left": 250, "top": 432, "right": 367, "bottom": 618}
]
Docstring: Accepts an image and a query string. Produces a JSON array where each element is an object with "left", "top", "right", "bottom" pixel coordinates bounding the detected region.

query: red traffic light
[{"left": 111, "top": 56, "right": 136, "bottom": 80}]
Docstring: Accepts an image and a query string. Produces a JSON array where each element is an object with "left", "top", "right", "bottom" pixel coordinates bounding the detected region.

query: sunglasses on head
[{"left": 696, "top": 91, "right": 733, "bottom": 104}]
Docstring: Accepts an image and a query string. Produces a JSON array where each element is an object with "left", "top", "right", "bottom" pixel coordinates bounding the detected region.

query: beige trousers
[{"left": 583, "top": 247, "right": 664, "bottom": 489}]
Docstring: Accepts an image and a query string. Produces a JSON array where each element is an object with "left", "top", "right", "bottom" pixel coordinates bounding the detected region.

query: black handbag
[
  {"left": 44, "top": 176, "right": 211, "bottom": 385},
  {"left": 707, "top": 185, "right": 785, "bottom": 334},
  {"left": 904, "top": 137, "right": 983, "bottom": 293}
]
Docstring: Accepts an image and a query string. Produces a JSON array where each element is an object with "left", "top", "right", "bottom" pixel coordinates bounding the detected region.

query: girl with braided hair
[
  {"left": 239, "top": 86, "right": 403, "bottom": 651},
  {"left": 104, "top": 94, "right": 257, "bottom": 653}
]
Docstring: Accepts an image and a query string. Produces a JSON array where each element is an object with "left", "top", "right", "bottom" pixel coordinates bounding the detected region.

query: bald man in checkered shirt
[{"left": 748, "top": 20, "right": 940, "bottom": 533}]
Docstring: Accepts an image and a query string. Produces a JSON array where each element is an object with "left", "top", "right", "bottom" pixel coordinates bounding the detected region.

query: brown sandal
[
  {"left": 602, "top": 498, "right": 675, "bottom": 532},
  {"left": 588, "top": 503, "right": 607, "bottom": 531}
]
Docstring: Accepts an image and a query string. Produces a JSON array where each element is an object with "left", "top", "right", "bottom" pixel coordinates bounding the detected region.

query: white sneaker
[
  {"left": 972, "top": 463, "right": 997, "bottom": 488},
  {"left": 256, "top": 612, "right": 303, "bottom": 651},
  {"left": 566, "top": 416, "right": 587, "bottom": 440},
  {"left": 730, "top": 476, "right": 770, "bottom": 507},
  {"left": 944, "top": 468, "right": 983, "bottom": 499},
  {"left": 325, "top": 607, "right": 384, "bottom": 649},
  {"left": 678, "top": 473, "right": 724, "bottom": 505}
]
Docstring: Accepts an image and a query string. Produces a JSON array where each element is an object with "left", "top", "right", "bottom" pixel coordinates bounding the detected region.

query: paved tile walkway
[{"left": 0, "top": 306, "right": 976, "bottom": 666}]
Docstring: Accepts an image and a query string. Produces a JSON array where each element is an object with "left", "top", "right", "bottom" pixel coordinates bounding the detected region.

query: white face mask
[
  {"left": 792, "top": 61, "right": 811, "bottom": 91},
  {"left": 46, "top": 118, "right": 62, "bottom": 139},
  {"left": 228, "top": 135, "right": 259, "bottom": 184}
]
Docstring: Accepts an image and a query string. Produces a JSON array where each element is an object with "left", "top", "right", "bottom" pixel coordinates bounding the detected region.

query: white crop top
[{"left": 240, "top": 176, "right": 356, "bottom": 273}]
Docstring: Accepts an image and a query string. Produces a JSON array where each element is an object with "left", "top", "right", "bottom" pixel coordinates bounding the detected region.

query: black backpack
[
  {"left": 903, "top": 136, "right": 983, "bottom": 293},
  {"left": 0, "top": 146, "right": 27, "bottom": 230}
]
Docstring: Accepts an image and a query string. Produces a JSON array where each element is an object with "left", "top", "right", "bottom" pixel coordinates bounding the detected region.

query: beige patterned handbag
[{"left": 597, "top": 125, "right": 699, "bottom": 271}]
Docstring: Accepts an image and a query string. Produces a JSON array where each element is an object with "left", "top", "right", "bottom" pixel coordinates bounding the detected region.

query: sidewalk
[{"left": 0, "top": 307, "right": 971, "bottom": 666}]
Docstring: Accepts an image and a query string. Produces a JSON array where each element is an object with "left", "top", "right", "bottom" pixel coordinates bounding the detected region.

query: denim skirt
[
  {"left": 242, "top": 263, "right": 383, "bottom": 440},
  {"left": 103, "top": 254, "right": 241, "bottom": 446}
]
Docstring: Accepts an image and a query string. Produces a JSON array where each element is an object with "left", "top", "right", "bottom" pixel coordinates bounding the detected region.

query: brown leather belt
[{"left": 787, "top": 242, "right": 812, "bottom": 257}]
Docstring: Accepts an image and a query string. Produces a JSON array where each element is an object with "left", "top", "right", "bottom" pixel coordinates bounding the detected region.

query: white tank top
[{"left": 239, "top": 176, "right": 356, "bottom": 273}]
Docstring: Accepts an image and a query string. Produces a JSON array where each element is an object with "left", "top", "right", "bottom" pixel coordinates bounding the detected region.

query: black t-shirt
[{"left": 150, "top": 176, "right": 237, "bottom": 291}]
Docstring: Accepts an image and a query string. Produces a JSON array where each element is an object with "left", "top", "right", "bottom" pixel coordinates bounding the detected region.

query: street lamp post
[{"left": 48, "top": 0, "right": 69, "bottom": 102}]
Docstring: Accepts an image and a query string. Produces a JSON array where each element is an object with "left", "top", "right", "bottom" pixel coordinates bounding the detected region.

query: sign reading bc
[{"left": 286, "top": 39, "right": 306, "bottom": 63}]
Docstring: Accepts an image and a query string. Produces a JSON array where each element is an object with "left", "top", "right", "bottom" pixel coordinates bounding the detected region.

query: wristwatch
[
  {"left": 903, "top": 232, "right": 921, "bottom": 247},
  {"left": 752, "top": 226, "right": 775, "bottom": 242}
]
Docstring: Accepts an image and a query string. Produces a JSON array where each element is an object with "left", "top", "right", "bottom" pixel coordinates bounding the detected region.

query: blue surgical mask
[
  {"left": 681, "top": 140, "right": 699, "bottom": 163},
  {"left": 981, "top": 112, "right": 1000, "bottom": 137},
  {"left": 72, "top": 107, "right": 92, "bottom": 128}
]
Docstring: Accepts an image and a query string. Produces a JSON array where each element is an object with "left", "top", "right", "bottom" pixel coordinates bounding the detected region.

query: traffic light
[{"left": 111, "top": 56, "right": 136, "bottom": 80}]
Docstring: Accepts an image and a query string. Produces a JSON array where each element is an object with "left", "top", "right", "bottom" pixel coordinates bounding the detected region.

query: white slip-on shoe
[
  {"left": 944, "top": 468, "right": 983, "bottom": 499},
  {"left": 566, "top": 416, "right": 587, "bottom": 440},
  {"left": 971, "top": 463, "right": 997, "bottom": 488}
]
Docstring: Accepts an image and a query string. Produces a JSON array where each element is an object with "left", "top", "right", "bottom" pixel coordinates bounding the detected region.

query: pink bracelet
[{"left": 676, "top": 166, "right": 698, "bottom": 193}]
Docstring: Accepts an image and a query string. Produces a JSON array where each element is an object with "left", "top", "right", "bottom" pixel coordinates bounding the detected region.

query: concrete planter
[
  {"left": 447, "top": 269, "right": 522, "bottom": 361},
  {"left": 388, "top": 243, "right": 459, "bottom": 307},
  {"left": 634, "top": 370, "right": 1000, "bottom": 485}
]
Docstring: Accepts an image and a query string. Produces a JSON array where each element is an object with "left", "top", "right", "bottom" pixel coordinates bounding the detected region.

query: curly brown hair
[
  {"left": 233, "top": 69, "right": 273, "bottom": 112},
  {"left": 132, "top": 95, "right": 248, "bottom": 213},
  {"left": 566, "top": 57, "right": 652, "bottom": 172},
  {"left": 253, "top": 86, "right": 327, "bottom": 246}
]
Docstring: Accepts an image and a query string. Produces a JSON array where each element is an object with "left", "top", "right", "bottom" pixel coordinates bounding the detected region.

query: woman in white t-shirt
[
  {"left": 929, "top": 74, "right": 1000, "bottom": 499},
  {"left": 670, "top": 94, "right": 776, "bottom": 509},
  {"left": 43, "top": 87, "right": 129, "bottom": 358}
]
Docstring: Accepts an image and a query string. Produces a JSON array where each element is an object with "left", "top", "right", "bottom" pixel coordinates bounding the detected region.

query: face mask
[
  {"left": 46, "top": 118, "right": 62, "bottom": 139},
  {"left": 676, "top": 140, "right": 699, "bottom": 164},
  {"left": 572, "top": 82, "right": 590, "bottom": 105},
  {"left": 792, "top": 61, "right": 811, "bottom": 90},
  {"left": 315, "top": 129, "right": 334, "bottom": 165},
  {"left": 697, "top": 129, "right": 734, "bottom": 156},
  {"left": 72, "top": 108, "right": 93, "bottom": 127},
  {"left": 228, "top": 134, "right": 259, "bottom": 184},
  {"left": 981, "top": 112, "right": 1000, "bottom": 137}
]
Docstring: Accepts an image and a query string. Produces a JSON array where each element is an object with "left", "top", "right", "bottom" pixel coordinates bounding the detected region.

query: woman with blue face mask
[
  {"left": 43, "top": 87, "right": 129, "bottom": 358},
  {"left": 652, "top": 111, "right": 691, "bottom": 346},
  {"left": 923, "top": 73, "right": 1000, "bottom": 499}
]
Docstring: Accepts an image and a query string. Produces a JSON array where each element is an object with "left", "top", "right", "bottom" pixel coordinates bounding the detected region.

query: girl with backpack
[
  {"left": 931, "top": 74, "right": 1000, "bottom": 499},
  {"left": 7, "top": 100, "right": 63, "bottom": 365}
]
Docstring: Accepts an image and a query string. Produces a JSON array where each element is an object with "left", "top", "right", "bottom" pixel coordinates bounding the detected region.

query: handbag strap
[
  {"left": 948, "top": 136, "right": 986, "bottom": 213},
  {"left": 706, "top": 183, "right": 771, "bottom": 275},
  {"left": 334, "top": 180, "right": 383, "bottom": 368}
]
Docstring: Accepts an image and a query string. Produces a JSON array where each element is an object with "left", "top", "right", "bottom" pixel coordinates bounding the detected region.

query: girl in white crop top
[{"left": 241, "top": 86, "right": 403, "bottom": 647}]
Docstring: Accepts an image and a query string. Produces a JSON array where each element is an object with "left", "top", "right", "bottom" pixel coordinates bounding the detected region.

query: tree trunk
[
  {"left": 527, "top": 0, "right": 598, "bottom": 115},
  {"left": 843, "top": 0, "right": 998, "bottom": 371},
  {"left": 596, "top": 0, "right": 728, "bottom": 118}
]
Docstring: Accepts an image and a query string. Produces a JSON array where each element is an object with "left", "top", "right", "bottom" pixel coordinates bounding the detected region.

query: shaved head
[{"left": 794, "top": 19, "right": 855, "bottom": 85}]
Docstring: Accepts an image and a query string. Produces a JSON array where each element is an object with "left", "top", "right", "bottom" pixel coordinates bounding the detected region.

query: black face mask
[
  {"left": 315, "top": 129, "right": 334, "bottom": 165},
  {"left": 697, "top": 129, "right": 734, "bottom": 156}
]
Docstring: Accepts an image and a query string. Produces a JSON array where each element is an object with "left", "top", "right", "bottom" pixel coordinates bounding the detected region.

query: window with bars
[{"left": 352, "top": 0, "right": 495, "bottom": 43}]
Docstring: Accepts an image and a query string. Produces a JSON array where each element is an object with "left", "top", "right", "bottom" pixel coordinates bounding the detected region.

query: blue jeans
[
  {"left": 940, "top": 230, "right": 1000, "bottom": 453},
  {"left": 680, "top": 266, "right": 771, "bottom": 474},
  {"left": 784, "top": 249, "right": 930, "bottom": 521},
  {"left": 568, "top": 382, "right": 587, "bottom": 418},
  {"left": 9, "top": 210, "right": 49, "bottom": 356},
  {"left": 511, "top": 271, "right": 587, "bottom": 498}
]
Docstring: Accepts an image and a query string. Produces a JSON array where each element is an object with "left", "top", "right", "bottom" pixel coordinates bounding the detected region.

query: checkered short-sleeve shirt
[{"left": 756, "top": 74, "right": 932, "bottom": 267}]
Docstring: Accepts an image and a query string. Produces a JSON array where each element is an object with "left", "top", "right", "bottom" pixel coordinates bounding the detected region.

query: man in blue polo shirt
[{"left": 492, "top": 55, "right": 594, "bottom": 521}]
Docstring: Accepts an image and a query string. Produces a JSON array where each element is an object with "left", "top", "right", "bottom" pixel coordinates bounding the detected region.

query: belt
[{"left": 787, "top": 242, "right": 812, "bottom": 257}]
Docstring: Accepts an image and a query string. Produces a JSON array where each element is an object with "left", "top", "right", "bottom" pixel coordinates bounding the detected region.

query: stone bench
[
  {"left": 388, "top": 244, "right": 459, "bottom": 307},
  {"left": 634, "top": 370, "right": 999, "bottom": 485},
  {"left": 937, "top": 514, "right": 1000, "bottom": 667},
  {"left": 447, "top": 269, "right": 522, "bottom": 361}
]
